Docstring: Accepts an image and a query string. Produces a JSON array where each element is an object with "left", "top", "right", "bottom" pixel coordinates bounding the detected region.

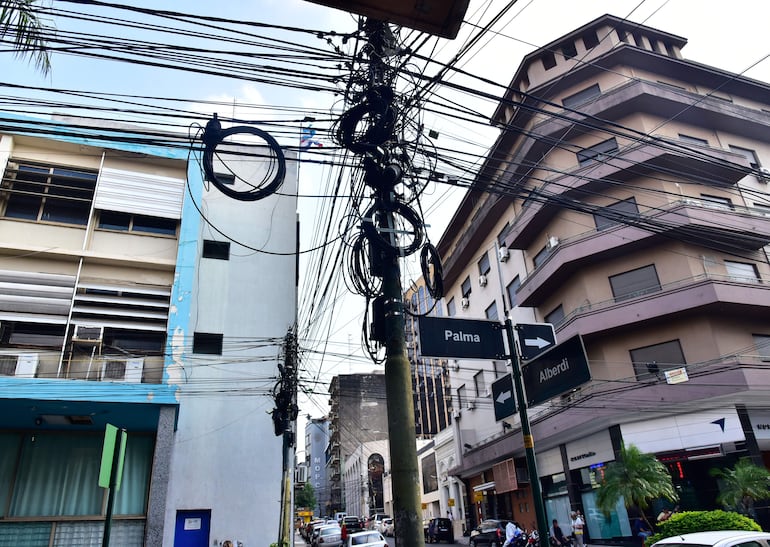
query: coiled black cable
[
  {"left": 201, "top": 113, "right": 286, "bottom": 201},
  {"left": 361, "top": 198, "right": 424, "bottom": 257},
  {"left": 420, "top": 242, "right": 444, "bottom": 299}
]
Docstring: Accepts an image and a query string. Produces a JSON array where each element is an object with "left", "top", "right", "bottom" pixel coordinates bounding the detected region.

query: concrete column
[{"left": 144, "top": 405, "right": 177, "bottom": 546}]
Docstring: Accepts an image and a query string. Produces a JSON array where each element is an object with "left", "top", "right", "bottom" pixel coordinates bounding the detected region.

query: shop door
[{"left": 174, "top": 509, "right": 211, "bottom": 547}]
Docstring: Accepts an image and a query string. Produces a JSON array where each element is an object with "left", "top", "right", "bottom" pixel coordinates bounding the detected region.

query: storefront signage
[
  {"left": 570, "top": 451, "right": 596, "bottom": 463},
  {"left": 566, "top": 430, "right": 614, "bottom": 470}
]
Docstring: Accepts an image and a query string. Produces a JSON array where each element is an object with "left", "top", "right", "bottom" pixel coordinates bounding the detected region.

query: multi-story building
[
  {"left": 305, "top": 417, "right": 332, "bottom": 516},
  {"left": 326, "top": 373, "right": 388, "bottom": 514},
  {"left": 0, "top": 114, "right": 298, "bottom": 546},
  {"left": 434, "top": 14, "right": 770, "bottom": 539}
]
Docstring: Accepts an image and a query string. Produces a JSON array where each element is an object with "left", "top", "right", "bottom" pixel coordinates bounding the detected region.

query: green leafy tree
[
  {"left": 710, "top": 459, "right": 770, "bottom": 519},
  {"left": 295, "top": 482, "right": 317, "bottom": 511},
  {"left": 0, "top": 0, "right": 52, "bottom": 74},
  {"left": 596, "top": 443, "right": 678, "bottom": 529}
]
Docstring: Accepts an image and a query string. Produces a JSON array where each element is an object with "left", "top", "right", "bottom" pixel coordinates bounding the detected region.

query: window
[
  {"left": 609, "top": 264, "right": 661, "bottom": 301},
  {"left": 563, "top": 83, "right": 601, "bottom": 109},
  {"left": 593, "top": 197, "right": 638, "bottom": 230},
  {"left": 473, "top": 371, "right": 485, "bottom": 398},
  {"left": 497, "top": 223, "right": 510, "bottom": 246},
  {"left": 461, "top": 276, "right": 472, "bottom": 298},
  {"left": 560, "top": 41, "right": 577, "bottom": 60},
  {"left": 577, "top": 138, "right": 618, "bottom": 166},
  {"left": 456, "top": 385, "right": 466, "bottom": 410},
  {"left": 478, "top": 252, "right": 491, "bottom": 276},
  {"left": 542, "top": 52, "right": 556, "bottom": 70},
  {"left": 1, "top": 322, "right": 65, "bottom": 347},
  {"left": 545, "top": 305, "right": 564, "bottom": 326},
  {"left": 700, "top": 194, "right": 733, "bottom": 210},
  {"left": 753, "top": 335, "right": 770, "bottom": 362},
  {"left": 98, "top": 211, "right": 177, "bottom": 235},
  {"left": 2, "top": 162, "right": 97, "bottom": 225},
  {"left": 630, "top": 339, "right": 685, "bottom": 380},
  {"left": 485, "top": 301, "right": 499, "bottom": 321},
  {"left": 506, "top": 276, "right": 521, "bottom": 309},
  {"left": 447, "top": 298, "right": 456, "bottom": 317},
  {"left": 533, "top": 245, "right": 550, "bottom": 268},
  {"left": 729, "top": 145, "right": 760, "bottom": 169},
  {"left": 193, "top": 332, "right": 223, "bottom": 355},
  {"left": 582, "top": 30, "right": 599, "bottom": 49},
  {"left": 725, "top": 260, "right": 760, "bottom": 283},
  {"left": 678, "top": 134, "right": 708, "bottom": 146},
  {"left": 202, "top": 240, "right": 231, "bottom": 260}
]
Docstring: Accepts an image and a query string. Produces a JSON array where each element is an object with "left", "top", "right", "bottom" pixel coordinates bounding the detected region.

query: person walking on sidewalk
[{"left": 570, "top": 512, "right": 585, "bottom": 547}]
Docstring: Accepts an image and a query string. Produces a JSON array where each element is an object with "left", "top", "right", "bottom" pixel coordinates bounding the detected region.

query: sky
[{"left": 3, "top": 0, "right": 770, "bottom": 452}]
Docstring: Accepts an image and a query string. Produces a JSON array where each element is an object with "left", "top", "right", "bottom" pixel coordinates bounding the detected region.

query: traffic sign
[
  {"left": 515, "top": 322, "right": 557, "bottom": 361},
  {"left": 521, "top": 334, "right": 590, "bottom": 406},
  {"left": 417, "top": 316, "right": 507, "bottom": 360},
  {"left": 491, "top": 374, "right": 516, "bottom": 421}
]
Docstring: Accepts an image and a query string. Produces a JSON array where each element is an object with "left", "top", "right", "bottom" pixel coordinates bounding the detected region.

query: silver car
[
  {"left": 652, "top": 531, "right": 770, "bottom": 547},
  {"left": 313, "top": 524, "right": 343, "bottom": 547}
]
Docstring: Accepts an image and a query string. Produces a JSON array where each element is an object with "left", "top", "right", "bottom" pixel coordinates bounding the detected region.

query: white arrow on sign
[
  {"left": 496, "top": 390, "right": 512, "bottom": 405},
  {"left": 524, "top": 336, "right": 551, "bottom": 349}
]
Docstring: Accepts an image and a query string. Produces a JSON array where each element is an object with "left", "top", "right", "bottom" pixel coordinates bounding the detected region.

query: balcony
[
  {"left": 517, "top": 200, "right": 770, "bottom": 306},
  {"left": 553, "top": 272, "right": 770, "bottom": 340},
  {"left": 507, "top": 142, "right": 750, "bottom": 250}
]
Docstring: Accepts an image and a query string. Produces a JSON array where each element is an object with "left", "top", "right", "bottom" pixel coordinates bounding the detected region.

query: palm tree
[
  {"left": 710, "top": 459, "right": 770, "bottom": 520},
  {"left": 596, "top": 443, "right": 678, "bottom": 529},
  {"left": 0, "top": 0, "right": 52, "bottom": 75}
]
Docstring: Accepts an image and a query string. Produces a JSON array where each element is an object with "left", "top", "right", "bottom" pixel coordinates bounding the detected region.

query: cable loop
[
  {"left": 201, "top": 114, "right": 286, "bottom": 201},
  {"left": 361, "top": 198, "right": 424, "bottom": 257},
  {"left": 420, "top": 243, "right": 444, "bottom": 299}
]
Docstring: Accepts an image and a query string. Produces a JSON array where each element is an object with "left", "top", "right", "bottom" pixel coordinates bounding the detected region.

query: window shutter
[{"left": 95, "top": 168, "right": 184, "bottom": 219}]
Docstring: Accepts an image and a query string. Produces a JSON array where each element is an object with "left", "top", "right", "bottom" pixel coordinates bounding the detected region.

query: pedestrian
[
  {"left": 634, "top": 518, "right": 652, "bottom": 540},
  {"left": 570, "top": 512, "right": 585, "bottom": 547},
  {"left": 552, "top": 519, "right": 570, "bottom": 547},
  {"left": 341, "top": 521, "right": 348, "bottom": 542},
  {"left": 656, "top": 509, "right": 672, "bottom": 523}
]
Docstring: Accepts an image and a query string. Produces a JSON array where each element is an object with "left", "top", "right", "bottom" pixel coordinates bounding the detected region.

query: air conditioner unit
[
  {"left": 452, "top": 359, "right": 460, "bottom": 372},
  {"left": 466, "top": 401, "right": 475, "bottom": 410},
  {"left": 546, "top": 236, "right": 560, "bottom": 249},
  {"left": 758, "top": 166, "right": 770, "bottom": 183},
  {"left": 478, "top": 274, "right": 488, "bottom": 287},
  {"left": 101, "top": 357, "right": 143, "bottom": 383},
  {"left": 483, "top": 388, "right": 492, "bottom": 398},
  {"left": 452, "top": 410, "right": 461, "bottom": 420},
  {"left": 72, "top": 324, "right": 104, "bottom": 343},
  {"left": 498, "top": 246, "right": 510, "bottom": 262},
  {"left": 0, "top": 353, "right": 38, "bottom": 378},
  {"left": 461, "top": 297, "right": 470, "bottom": 309}
]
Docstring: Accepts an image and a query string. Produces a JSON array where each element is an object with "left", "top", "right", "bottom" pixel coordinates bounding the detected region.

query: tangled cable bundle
[{"left": 201, "top": 113, "right": 286, "bottom": 201}]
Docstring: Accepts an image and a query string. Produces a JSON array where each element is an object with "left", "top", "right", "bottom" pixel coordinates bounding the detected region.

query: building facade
[
  {"left": 434, "top": 14, "right": 770, "bottom": 539},
  {"left": 0, "top": 114, "right": 298, "bottom": 546}
]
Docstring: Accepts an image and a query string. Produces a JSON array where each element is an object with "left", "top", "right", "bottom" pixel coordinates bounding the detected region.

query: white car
[
  {"left": 344, "top": 530, "right": 387, "bottom": 547},
  {"left": 382, "top": 518, "right": 394, "bottom": 537},
  {"left": 652, "top": 531, "right": 770, "bottom": 547}
]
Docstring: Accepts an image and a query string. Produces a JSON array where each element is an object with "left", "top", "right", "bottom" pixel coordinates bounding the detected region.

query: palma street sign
[
  {"left": 417, "top": 316, "right": 507, "bottom": 360},
  {"left": 521, "top": 334, "right": 591, "bottom": 406}
]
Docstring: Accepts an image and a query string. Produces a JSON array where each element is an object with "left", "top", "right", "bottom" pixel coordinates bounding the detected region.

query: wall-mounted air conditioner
[
  {"left": 478, "top": 274, "right": 488, "bottom": 287},
  {"left": 498, "top": 246, "right": 510, "bottom": 262},
  {"left": 101, "top": 357, "right": 143, "bottom": 383},
  {"left": 452, "top": 359, "right": 460, "bottom": 372},
  {"left": 466, "top": 401, "right": 475, "bottom": 410},
  {"left": 483, "top": 388, "right": 492, "bottom": 398},
  {"left": 451, "top": 410, "right": 461, "bottom": 420},
  {"left": 546, "top": 236, "right": 560, "bottom": 250},
  {"left": 72, "top": 324, "right": 104, "bottom": 343},
  {"left": 461, "top": 297, "right": 470, "bottom": 309},
  {"left": 758, "top": 167, "right": 770, "bottom": 183},
  {"left": 0, "top": 353, "right": 39, "bottom": 378}
]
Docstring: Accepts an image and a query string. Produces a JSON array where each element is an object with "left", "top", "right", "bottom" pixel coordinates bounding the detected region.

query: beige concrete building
[{"left": 435, "top": 14, "right": 770, "bottom": 540}]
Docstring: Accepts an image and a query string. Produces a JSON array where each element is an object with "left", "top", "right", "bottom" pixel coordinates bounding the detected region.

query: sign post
[
  {"left": 100, "top": 424, "right": 127, "bottom": 547},
  {"left": 491, "top": 374, "right": 516, "bottom": 422}
]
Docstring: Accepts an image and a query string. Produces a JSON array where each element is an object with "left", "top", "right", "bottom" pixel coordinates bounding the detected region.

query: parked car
[
  {"left": 425, "top": 517, "right": 455, "bottom": 543},
  {"left": 313, "top": 524, "right": 342, "bottom": 547},
  {"left": 369, "top": 513, "right": 390, "bottom": 531},
  {"left": 652, "top": 531, "right": 770, "bottom": 547},
  {"left": 469, "top": 519, "right": 510, "bottom": 547},
  {"left": 344, "top": 530, "right": 388, "bottom": 547},
  {"left": 382, "top": 518, "right": 394, "bottom": 537},
  {"left": 343, "top": 515, "right": 366, "bottom": 533}
]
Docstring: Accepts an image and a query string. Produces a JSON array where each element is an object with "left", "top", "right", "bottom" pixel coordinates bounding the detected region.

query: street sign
[
  {"left": 491, "top": 373, "right": 516, "bottom": 421},
  {"left": 514, "top": 322, "right": 557, "bottom": 361},
  {"left": 417, "top": 316, "right": 506, "bottom": 360},
  {"left": 522, "top": 334, "right": 590, "bottom": 406}
]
